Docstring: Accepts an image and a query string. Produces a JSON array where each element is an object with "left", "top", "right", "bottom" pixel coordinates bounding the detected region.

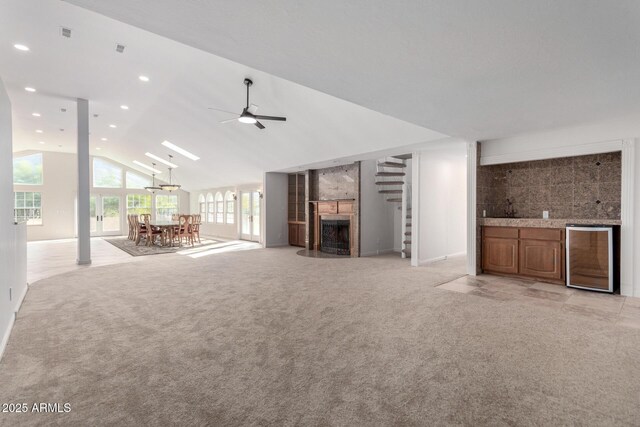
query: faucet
[{"left": 504, "top": 199, "right": 517, "bottom": 218}]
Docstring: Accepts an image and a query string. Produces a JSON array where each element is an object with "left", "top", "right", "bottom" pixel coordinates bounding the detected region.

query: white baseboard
[
  {"left": 0, "top": 314, "right": 15, "bottom": 362},
  {"left": 360, "top": 248, "right": 396, "bottom": 257},
  {"left": 13, "top": 282, "right": 28, "bottom": 314},
  {"left": 419, "top": 251, "right": 467, "bottom": 266},
  {"left": 265, "top": 243, "right": 289, "bottom": 248}
]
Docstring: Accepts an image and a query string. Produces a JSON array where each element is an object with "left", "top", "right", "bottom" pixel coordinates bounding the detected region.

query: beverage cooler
[{"left": 566, "top": 224, "right": 620, "bottom": 293}]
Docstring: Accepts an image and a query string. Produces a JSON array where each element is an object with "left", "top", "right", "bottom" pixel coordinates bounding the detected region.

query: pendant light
[
  {"left": 160, "top": 155, "right": 181, "bottom": 192},
  {"left": 144, "top": 163, "right": 162, "bottom": 193}
]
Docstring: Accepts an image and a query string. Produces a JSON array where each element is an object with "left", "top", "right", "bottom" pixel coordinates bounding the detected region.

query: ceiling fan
[{"left": 208, "top": 78, "right": 286, "bottom": 129}]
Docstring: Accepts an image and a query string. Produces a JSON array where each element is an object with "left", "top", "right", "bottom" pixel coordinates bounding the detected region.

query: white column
[
  {"left": 410, "top": 151, "right": 420, "bottom": 267},
  {"left": 77, "top": 98, "right": 91, "bottom": 265},
  {"left": 466, "top": 141, "right": 478, "bottom": 275}
]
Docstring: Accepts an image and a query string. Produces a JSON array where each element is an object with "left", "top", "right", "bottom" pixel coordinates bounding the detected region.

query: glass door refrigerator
[{"left": 566, "top": 224, "right": 619, "bottom": 293}]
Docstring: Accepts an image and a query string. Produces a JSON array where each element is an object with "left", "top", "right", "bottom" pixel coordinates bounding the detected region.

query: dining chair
[
  {"left": 143, "top": 214, "right": 163, "bottom": 247},
  {"left": 175, "top": 214, "right": 194, "bottom": 246},
  {"left": 191, "top": 214, "right": 201, "bottom": 244}
]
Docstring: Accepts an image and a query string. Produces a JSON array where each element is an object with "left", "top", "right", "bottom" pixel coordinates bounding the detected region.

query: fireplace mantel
[{"left": 309, "top": 200, "right": 356, "bottom": 257}]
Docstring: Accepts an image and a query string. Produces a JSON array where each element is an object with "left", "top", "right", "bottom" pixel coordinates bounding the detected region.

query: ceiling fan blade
[
  {"left": 248, "top": 104, "right": 259, "bottom": 114},
  {"left": 220, "top": 117, "right": 239, "bottom": 124},
  {"left": 207, "top": 107, "right": 238, "bottom": 115},
  {"left": 254, "top": 115, "right": 286, "bottom": 121},
  {"left": 255, "top": 121, "right": 265, "bottom": 129}
]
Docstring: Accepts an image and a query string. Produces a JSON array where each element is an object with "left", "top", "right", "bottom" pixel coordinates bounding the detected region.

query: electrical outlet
[
  {"left": 543, "top": 211, "right": 549, "bottom": 219},
  {"left": 482, "top": 209, "right": 486, "bottom": 218}
]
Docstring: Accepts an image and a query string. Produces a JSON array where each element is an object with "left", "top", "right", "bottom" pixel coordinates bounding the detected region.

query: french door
[
  {"left": 240, "top": 191, "right": 260, "bottom": 242},
  {"left": 90, "top": 194, "right": 122, "bottom": 236}
]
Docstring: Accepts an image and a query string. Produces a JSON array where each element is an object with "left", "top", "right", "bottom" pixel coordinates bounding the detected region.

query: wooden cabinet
[
  {"left": 483, "top": 237, "right": 519, "bottom": 274},
  {"left": 482, "top": 226, "right": 565, "bottom": 284},
  {"left": 288, "top": 174, "right": 306, "bottom": 247},
  {"left": 288, "top": 223, "right": 305, "bottom": 247},
  {"left": 519, "top": 239, "right": 563, "bottom": 280}
]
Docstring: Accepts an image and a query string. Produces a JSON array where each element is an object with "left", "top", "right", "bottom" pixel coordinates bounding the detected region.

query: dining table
[{"left": 148, "top": 220, "right": 179, "bottom": 247}]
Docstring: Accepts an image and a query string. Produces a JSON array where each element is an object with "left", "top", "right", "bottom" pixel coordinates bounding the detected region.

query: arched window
[
  {"left": 224, "top": 191, "right": 235, "bottom": 224},
  {"left": 206, "top": 193, "right": 214, "bottom": 223},
  {"left": 198, "top": 194, "right": 206, "bottom": 219},
  {"left": 215, "top": 192, "right": 223, "bottom": 223}
]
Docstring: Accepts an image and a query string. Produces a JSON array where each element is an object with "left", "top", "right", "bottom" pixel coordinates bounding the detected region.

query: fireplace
[{"left": 321, "top": 219, "right": 351, "bottom": 256}]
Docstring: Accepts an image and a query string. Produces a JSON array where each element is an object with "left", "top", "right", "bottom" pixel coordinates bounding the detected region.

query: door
[
  {"left": 90, "top": 194, "right": 122, "bottom": 236},
  {"left": 482, "top": 237, "right": 518, "bottom": 274},
  {"left": 240, "top": 191, "right": 261, "bottom": 242},
  {"left": 519, "top": 239, "right": 563, "bottom": 280}
]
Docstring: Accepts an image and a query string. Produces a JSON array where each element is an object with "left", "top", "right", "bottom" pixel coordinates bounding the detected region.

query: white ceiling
[
  {"left": 0, "top": 0, "right": 445, "bottom": 191},
  {"left": 64, "top": 0, "right": 640, "bottom": 141}
]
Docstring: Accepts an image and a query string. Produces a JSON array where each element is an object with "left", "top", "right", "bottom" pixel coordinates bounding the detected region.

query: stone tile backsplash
[{"left": 477, "top": 151, "right": 621, "bottom": 220}]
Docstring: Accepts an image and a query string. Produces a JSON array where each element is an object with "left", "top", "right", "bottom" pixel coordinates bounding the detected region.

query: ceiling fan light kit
[{"left": 210, "top": 78, "right": 287, "bottom": 129}]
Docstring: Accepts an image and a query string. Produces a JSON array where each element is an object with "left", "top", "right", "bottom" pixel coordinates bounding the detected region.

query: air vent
[
  {"left": 60, "top": 108, "right": 67, "bottom": 113},
  {"left": 61, "top": 27, "right": 72, "bottom": 38},
  {"left": 115, "top": 43, "right": 125, "bottom": 53}
]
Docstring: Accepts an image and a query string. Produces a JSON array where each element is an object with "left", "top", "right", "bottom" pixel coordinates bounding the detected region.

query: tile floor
[{"left": 437, "top": 274, "right": 640, "bottom": 329}]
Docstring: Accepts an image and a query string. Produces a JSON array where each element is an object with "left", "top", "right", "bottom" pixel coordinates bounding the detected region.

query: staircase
[{"left": 374, "top": 155, "right": 412, "bottom": 258}]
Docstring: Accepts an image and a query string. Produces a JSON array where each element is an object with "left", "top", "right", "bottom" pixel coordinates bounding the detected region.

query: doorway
[
  {"left": 90, "top": 194, "right": 122, "bottom": 236},
  {"left": 240, "top": 191, "right": 260, "bottom": 242}
]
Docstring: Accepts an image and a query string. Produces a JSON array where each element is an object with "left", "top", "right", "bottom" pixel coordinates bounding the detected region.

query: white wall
[
  {"left": 263, "top": 172, "right": 288, "bottom": 247},
  {"left": 360, "top": 159, "right": 397, "bottom": 256},
  {"left": 482, "top": 118, "right": 640, "bottom": 297},
  {"left": 12, "top": 151, "right": 189, "bottom": 241},
  {"left": 416, "top": 143, "right": 468, "bottom": 264},
  {"left": 0, "top": 78, "right": 18, "bottom": 359}
]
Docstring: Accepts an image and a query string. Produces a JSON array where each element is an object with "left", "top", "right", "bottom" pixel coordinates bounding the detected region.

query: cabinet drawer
[
  {"left": 338, "top": 201, "right": 353, "bottom": 214},
  {"left": 520, "top": 227, "right": 563, "bottom": 241},
  {"left": 483, "top": 227, "right": 518, "bottom": 239},
  {"left": 318, "top": 202, "right": 337, "bottom": 214}
]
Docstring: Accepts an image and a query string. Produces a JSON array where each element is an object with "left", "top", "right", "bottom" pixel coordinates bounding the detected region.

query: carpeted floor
[
  {"left": 1, "top": 248, "right": 640, "bottom": 425},
  {"left": 104, "top": 236, "right": 223, "bottom": 256}
]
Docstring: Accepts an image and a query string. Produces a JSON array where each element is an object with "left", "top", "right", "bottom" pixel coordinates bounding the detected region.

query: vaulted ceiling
[
  {"left": 0, "top": 0, "right": 445, "bottom": 191},
  {"left": 65, "top": 0, "right": 640, "bottom": 141}
]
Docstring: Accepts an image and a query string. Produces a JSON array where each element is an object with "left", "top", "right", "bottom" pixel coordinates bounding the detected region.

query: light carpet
[{"left": 1, "top": 248, "right": 639, "bottom": 426}]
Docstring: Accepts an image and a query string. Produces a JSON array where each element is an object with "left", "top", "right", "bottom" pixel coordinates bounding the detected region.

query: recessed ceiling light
[
  {"left": 161, "top": 140, "right": 200, "bottom": 161},
  {"left": 138, "top": 75, "right": 149, "bottom": 82},
  {"left": 24, "top": 87, "right": 36, "bottom": 93},
  {"left": 120, "top": 105, "right": 129, "bottom": 110},
  {"left": 145, "top": 152, "right": 178, "bottom": 168},
  {"left": 14, "top": 44, "right": 29, "bottom": 51},
  {"left": 101, "top": 137, "right": 107, "bottom": 141},
  {"left": 32, "top": 112, "right": 41, "bottom": 117},
  {"left": 35, "top": 129, "right": 43, "bottom": 133},
  {"left": 38, "top": 141, "right": 45, "bottom": 145},
  {"left": 109, "top": 124, "right": 117, "bottom": 128},
  {"left": 133, "top": 160, "right": 162, "bottom": 174}
]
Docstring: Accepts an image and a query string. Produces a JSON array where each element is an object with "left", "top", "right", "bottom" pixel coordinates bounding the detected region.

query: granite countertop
[{"left": 478, "top": 218, "right": 622, "bottom": 228}]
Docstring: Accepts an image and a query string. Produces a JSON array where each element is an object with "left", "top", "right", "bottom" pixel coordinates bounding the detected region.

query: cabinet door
[
  {"left": 482, "top": 237, "right": 518, "bottom": 274},
  {"left": 288, "top": 223, "right": 298, "bottom": 246},
  {"left": 519, "top": 239, "right": 563, "bottom": 280},
  {"left": 296, "top": 224, "right": 306, "bottom": 247}
]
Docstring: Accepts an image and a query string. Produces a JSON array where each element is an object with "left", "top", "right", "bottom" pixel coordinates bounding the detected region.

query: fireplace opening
[{"left": 321, "top": 220, "right": 350, "bottom": 256}]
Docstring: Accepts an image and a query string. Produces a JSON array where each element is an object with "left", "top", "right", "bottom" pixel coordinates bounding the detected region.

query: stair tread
[
  {"left": 375, "top": 172, "right": 406, "bottom": 177},
  {"left": 387, "top": 198, "right": 402, "bottom": 202},
  {"left": 403, "top": 240, "right": 411, "bottom": 244},
  {"left": 378, "top": 190, "right": 403, "bottom": 194},
  {"left": 404, "top": 232, "right": 412, "bottom": 236},
  {"left": 374, "top": 181, "right": 404, "bottom": 185},
  {"left": 406, "top": 215, "right": 412, "bottom": 219},
  {"left": 378, "top": 162, "right": 406, "bottom": 168}
]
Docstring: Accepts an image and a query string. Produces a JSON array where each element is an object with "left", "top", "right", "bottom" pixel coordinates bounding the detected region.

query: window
[
  {"left": 215, "top": 192, "right": 223, "bottom": 223},
  {"left": 206, "top": 193, "right": 214, "bottom": 223},
  {"left": 13, "top": 153, "right": 43, "bottom": 185},
  {"left": 126, "top": 171, "right": 152, "bottom": 189},
  {"left": 127, "top": 194, "right": 152, "bottom": 215},
  {"left": 155, "top": 194, "right": 178, "bottom": 221},
  {"left": 14, "top": 192, "right": 42, "bottom": 225},
  {"left": 225, "top": 191, "right": 235, "bottom": 224},
  {"left": 198, "top": 194, "right": 206, "bottom": 219},
  {"left": 93, "top": 157, "right": 123, "bottom": 188}
]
